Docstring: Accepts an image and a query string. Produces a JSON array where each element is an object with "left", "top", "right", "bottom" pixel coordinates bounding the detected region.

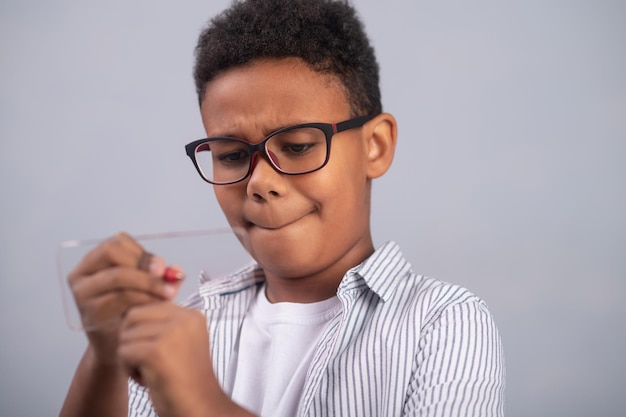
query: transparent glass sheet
[{"left": 56, "top": 228, "right": 252, "bottom": 331}]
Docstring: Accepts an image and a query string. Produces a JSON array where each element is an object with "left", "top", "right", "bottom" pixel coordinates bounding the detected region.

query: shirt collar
[
  {"left": 339, "top": 241, "right": 413, "bottom": 302},
  {"left": 198, "top": 241, "right": 412, "bottom": 304}
]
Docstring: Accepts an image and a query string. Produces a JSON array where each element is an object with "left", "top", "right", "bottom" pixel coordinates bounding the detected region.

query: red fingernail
[{"left": 163, "top": 266, "right": 185, "bottom": 283}]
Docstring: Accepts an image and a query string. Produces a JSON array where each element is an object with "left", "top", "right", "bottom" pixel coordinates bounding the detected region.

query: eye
[
  {"left": 205, "top": 139, "right": 250, "bottom": 166},
  {"left": 216, "top": 150, "right": 249, "bottom": 164},
  {"left": 281, "top": 143, "right": 316, "bottom": 155},
  {"left": 272, "top": 127, "right": 325, "bottom": 158}
]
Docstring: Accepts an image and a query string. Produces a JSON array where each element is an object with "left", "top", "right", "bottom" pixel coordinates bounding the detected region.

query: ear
[{"left": 364, "top": 113, "right": 397, "bottom": 179}]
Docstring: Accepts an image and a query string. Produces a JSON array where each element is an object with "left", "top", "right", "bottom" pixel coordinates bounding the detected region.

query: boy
[{"left": 60, "top": 0, "right": 505, "bottom": 416}]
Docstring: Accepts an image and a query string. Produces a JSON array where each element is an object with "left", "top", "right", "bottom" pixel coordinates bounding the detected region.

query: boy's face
[{"left": 200, "top": 58, "right": 375, "bottom": 299}]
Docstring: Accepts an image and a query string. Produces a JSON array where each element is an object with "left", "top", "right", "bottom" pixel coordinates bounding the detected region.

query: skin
[
  {"left": 204, "top": 57, "right": 397, "bottom": 303},
  {"left": 59, "top": 57, "right": 397, "bottom": 417}
]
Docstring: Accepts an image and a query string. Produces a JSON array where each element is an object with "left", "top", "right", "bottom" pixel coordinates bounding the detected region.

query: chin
[
  {"left": 258, "top": 256, "right": 324, "bottom": 281},
  {"left": 245, "top": 228, "right": 322, "bottom": 274}
]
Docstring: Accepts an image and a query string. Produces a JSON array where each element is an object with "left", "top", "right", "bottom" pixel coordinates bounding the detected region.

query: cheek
[
  {"left": 304, "top": 164, "right": 368, "bottom": 217},
  {"left": 213, "top": 186, "right": 244, "bottom": 222},
  {"left": 329, "top": 153, "right": 369, "bottom": 197}
]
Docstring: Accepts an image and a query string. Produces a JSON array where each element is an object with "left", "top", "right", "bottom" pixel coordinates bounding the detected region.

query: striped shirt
[{"left": 129, "top": 241, "right": 505, "bottom": 416}]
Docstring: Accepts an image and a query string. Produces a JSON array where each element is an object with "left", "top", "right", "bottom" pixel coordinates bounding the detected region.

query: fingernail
[
  {"left": 163, "top": 283, "right": 178, "bottom": 298},
  {"left": 149, "top": 256, "right": 165, "bottom": 276},
  {"left": 163, "top": 266, "right": 185, "bottom": 283}
]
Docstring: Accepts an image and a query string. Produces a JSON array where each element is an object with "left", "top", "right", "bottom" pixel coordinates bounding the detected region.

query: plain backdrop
[{"left": 1, "top": 1, "right": 624, "bottom": 416}]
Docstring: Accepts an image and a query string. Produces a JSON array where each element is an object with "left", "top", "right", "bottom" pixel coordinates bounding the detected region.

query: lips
[{"left": 245, "top": 208, "right": 315, "bottom": 230}]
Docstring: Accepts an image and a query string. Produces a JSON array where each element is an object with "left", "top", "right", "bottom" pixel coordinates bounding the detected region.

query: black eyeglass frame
[{"left": 185, "top": 114, "right": 376, "bottom": 185}]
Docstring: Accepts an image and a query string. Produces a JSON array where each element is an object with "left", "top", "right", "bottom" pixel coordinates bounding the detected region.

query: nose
[
  {"left": 249, "top": 149, "right": 281, "bottom": 174},
  {"left": 246, "top": 151, "right": 286, "bottom": 201}
]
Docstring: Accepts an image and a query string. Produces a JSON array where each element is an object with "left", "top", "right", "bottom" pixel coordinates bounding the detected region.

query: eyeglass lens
[{"left": 194, "top": 126, "right": 328, "bottom": 184}]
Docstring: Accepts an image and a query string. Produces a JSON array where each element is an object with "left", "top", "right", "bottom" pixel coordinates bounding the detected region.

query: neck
[{"left": 263, "top": 235, "right": 375, "bottom": 303}]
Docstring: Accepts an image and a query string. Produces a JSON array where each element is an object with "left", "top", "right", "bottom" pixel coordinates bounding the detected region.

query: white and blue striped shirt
[{"left": 129, "top": 241, "right": 505, "bottom": 416}]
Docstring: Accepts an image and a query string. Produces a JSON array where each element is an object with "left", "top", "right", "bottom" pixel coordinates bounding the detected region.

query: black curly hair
[{"left": 193, "top": 0, "right": 381, "bottom": 117}]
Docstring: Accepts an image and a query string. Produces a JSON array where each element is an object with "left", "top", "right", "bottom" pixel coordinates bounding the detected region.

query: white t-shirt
[{"left": 228, "top": 285, "right": 342, "bottom": 417}]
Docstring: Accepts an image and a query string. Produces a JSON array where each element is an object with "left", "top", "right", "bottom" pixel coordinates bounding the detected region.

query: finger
[
  {"left": 119, "top": 319, "right": 167, "bottom": 346},
  {"left": 136, "top": 250, "right": 153, "bottom": 273},
  {"left": 118, "top": 338, "right": 156, "bottom": 387},
  {"left": 120, "top": 302, "right": 178, "bottom": 330},
  {"left": 117, "top": 305, "right": 176, "bottom": 368},
  {"left": 68, "top": 232, "right": 144, "bottom": 282},
  {"left": 79, "top": 289, "right": 163, "bottom": 330},
  {"left": 72, "top": 266, "right": 177, "bottom": 302},
  {"left": 118, "top": 304, "right": 196, "bottom": 377}
]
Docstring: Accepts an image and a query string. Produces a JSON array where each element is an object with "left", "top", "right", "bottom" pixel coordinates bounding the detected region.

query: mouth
[{"left": 246, "top": 209, "right": 315, "bottom": 231}]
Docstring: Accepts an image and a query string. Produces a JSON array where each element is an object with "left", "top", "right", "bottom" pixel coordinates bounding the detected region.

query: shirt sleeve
[
  {"left": 403, "top": 299, "right": 505, "bottom": 416},
  {"left": 127, "top": 379, "right": 158, "bottom": 417},
  {"left": 125, "top": 291, "right": 206, "bottom": 417}
]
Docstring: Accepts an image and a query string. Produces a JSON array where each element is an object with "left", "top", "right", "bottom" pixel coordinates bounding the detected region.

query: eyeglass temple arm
[{"left": 334, "top": 114, "right": 376, "bottom": 133}]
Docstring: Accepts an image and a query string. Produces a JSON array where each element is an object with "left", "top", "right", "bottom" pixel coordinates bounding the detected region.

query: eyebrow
[{"left": 207, "top": 120, "right": 314, "bottom": 142}]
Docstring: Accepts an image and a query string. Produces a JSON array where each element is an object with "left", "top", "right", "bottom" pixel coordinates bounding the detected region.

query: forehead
[{"left": 200, "top": 58, "right": 351, "bottom": 135}]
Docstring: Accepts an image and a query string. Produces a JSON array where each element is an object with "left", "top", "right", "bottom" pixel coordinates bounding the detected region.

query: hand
[
  {"left": 117, "top": 302, "right": 240, "bottom": 417},
  {"left": 67, "top": 232, "right": 180, "bottom": 364}
]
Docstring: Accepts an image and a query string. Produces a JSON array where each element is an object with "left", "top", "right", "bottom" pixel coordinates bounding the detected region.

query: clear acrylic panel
[{"left": 57, "top": 228, "right": 253, "bottom": 331}]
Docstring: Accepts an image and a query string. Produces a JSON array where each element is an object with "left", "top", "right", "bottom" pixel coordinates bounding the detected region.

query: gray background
[{"left": 1, "top": 0, "right": 624, "bottom": 416}]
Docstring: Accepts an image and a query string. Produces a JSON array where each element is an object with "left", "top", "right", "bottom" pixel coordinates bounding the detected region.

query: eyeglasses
[{"left": 185, "top": 114, "right": 374, "bottom": 185}]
